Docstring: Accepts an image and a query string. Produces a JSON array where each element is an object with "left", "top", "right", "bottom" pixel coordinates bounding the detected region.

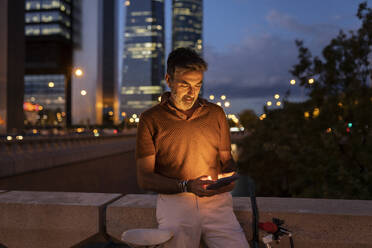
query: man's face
[{"left": 166, "top": 70, "right": 203, "bottom": 111}]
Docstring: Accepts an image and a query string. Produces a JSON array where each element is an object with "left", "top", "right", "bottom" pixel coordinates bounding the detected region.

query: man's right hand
[{"left": 187, "top": 175, "right": 216, "bottom": 197}]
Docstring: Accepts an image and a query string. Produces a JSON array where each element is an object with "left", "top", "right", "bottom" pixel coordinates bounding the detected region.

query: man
[{"left": 136, "top": 48, "right": 249, "bottom": 248}]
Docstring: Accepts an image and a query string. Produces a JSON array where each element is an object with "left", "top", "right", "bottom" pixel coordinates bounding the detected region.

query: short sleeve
[
  {"left": 218, "top": 108, "right": 231, "bottom": 152},
  {"left": 136, "top": 115, "right": 156, "bottom": 159}
]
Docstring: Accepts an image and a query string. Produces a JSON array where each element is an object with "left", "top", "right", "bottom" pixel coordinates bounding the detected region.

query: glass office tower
[
  {"left": 24, "top": 0, "right": 77, "bottom": 126},
  {"left": 121, "top": 0, "right": 165, "bottom": 117},
  {"left": 172, "top": 0, "right": 203, "bottom": 95},
  {"left": 172, "top": 0, "right": 203, "bottom": 55}
]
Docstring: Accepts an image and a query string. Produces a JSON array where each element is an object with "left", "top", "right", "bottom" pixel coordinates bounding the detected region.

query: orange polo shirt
[{"left": 136, "top": 92, "right": 231, "bottom": 180}]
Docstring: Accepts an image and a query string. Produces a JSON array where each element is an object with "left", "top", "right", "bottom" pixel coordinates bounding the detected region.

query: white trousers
[{"left": 156, "top": 192, "right": 250, "bottom": 248}]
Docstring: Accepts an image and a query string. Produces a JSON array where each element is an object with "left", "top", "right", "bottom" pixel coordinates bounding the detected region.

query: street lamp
[
  {"left": 274, "top": 94, "right": 280, "bottom": 99},
  {"left": 80, "top": 90, "right": 87, "bottom": 96},
  {"left": 290, "top": 79, "right": 296, "bottom": 85},
  {"left": 224, "top": 101, "right": 230, "bottom": 107},
  {"left": 209, "top": 95, "right": 215, "bottom": 100},
  {"left": 266, "top": 101, "right": 272, "bottom": 106},
  {"left": 276, "top": 101, "right": 281, "bottom": 106},
  {"left": 48, "top": 82, "right": 55, "bottom": 88},
  {"left": 74, "top": 68, "right": 84, "bottom": 77},
  {"left": 308, "top": 78, "right": 314, "bottom": 84},
  {"left": 221, "top": 95, "right": 226, "bottom": 100}
]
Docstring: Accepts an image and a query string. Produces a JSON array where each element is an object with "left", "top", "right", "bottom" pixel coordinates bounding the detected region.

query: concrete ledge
[
  {"left": 106, "top": 194, "right": 157, "bottom": 241},
  {"left": 1, "top": 191, "right": 371, "bottom": 248},
  {"left": 0, "top": 191, "right": 122, "bottom": 248},
  {"left": 106, "top": 194, "right": 372, "bottom": 248}
]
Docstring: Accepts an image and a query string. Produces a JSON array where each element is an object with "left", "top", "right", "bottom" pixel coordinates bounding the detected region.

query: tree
[{"left": 238, "top": 2, "right": 372, "bottom": 200}]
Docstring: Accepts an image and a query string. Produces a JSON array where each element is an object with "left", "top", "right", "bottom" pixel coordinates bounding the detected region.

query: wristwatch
[{"left": 179, "top": 180, "right": 189, "bottom": 192}]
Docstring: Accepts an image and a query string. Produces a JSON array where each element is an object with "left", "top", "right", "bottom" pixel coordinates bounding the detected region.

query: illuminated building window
[
  {"left": 131, "top": 11, "right": 152, "bottom": 16},
  {"left": 25, "top": 1, "right": 41, "bottom": 10},
  {"left": 26, "top": 13, "right": 41, "bottom": 23},
  {"left": 25, "top": 25, "right": 41, "bottom": 35},
  {"left": 121, "top": 86, "right": 162, "bottom": 95},
  {"left": 41, "top": 11, "right": 60, "bottom": 22},
  {"left": 41, "top": 0, "right": 60, "bottom": 9},
  {"left": 24, "top": 74, "right": 66, "bottom": 111},
  {"left": 41, "top": 24, "right": 61, "bottom": 35}
]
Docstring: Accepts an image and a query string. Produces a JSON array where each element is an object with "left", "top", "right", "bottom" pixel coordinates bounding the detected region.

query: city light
[
  {"left": 276, "top": 101, "right": 281, "bottom": 106},
  {"left": 308, "top": 78, "right": 315, "bottom": 84},
  {"left": 129, "top": 118, "right": 135, "bottom": 123},
  {"left": 158, "top": 96, "right": 162, "bottom": 102},
  {"left": 290, "top": 79, "right": 296, "bottom": 85},
  {"left": 74, "top": 68, "right": 84, "bottom": 77},
  {"left": 304, "top": 112, "right": 310, "bottom": 118},
  {"left": 259, "top": 114, "right": 267, "bottom": 120},
  {"left": 221, "top": 95, "right": 226, "bottom": 100},
  {"left": 274, "top": 94, "right": 280, "bottom": 99},
  {"left": 224, "top": 101, "right": 230, "bottom": 107},
  {"left": 48, "top": 82, "right": 54, "bottom": 88},
  {"left": 132, "top": 114, "right": 137, "bottom": 118},
  {"left": 121, "top": 112, "right": 126, "bottom": 117},
  {"left": 135, "top": 118, "right": 140, "bottom": 123},
  {"left": 6, "top": 136, "right": 12, "bottom": 141},
  {"left": 266, "top": 101, "right": 272, "bottom": 106},
  {"left": 32, "top": 129, "right": 38, "bottom": 134},
  {"left": 108, "top": 111, "right": 113, "bottom": 116},
  {"left": 216, "top": 102, "right": 222, "bottom": 106},
  {"left": 16, "top": 135, "right": 23, "bottom": 140},
  {"left": 125, "top": 0, "right": 130, "bottom": 6},
  {"left": 80, "top": 90, "right": 87, "bottom": 96},
  {"left": 209, "top": 95, "right": 215, "bottom": 100},
  {"left": 313, "top": 108, "right": 320, "bottom": 117},
  {"left": 338, "top": 102, "right": 343, "bottom": 107}
]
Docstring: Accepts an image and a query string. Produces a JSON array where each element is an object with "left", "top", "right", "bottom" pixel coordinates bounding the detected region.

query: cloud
[
  {"left": 204, "top": 34, "right": 298, "bottom": 97},
  {"left": 266, "top": 10, "right": 340, "bottom": 36},
  {"left": 203, "top": 9, "right": 348, "bottom": 114}
]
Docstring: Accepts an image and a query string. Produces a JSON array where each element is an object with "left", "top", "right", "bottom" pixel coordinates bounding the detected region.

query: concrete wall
[
  {"left": 0, "top": 135, "right": 142, "bottom": 194},
  {"left": 0, "top": 134, "right": 135, "bottom": 178},
  {"left": 0, "top": 134, "right": 144, "bottom": 195},
  {"left": 1, "top": 191, "right": 371, "bottom": 248}
]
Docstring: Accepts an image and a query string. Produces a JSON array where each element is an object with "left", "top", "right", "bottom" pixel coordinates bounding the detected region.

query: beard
[{"left": 171, "top": 90, "right": 196, "bottom": 111}]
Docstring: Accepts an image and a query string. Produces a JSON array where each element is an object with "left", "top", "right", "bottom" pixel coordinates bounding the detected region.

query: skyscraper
[
  {"left": 120, "top": 0, "right": 165, "bottom": 117},
  {"left": 172, "top": 0, "right": 203, "bottom": 55},
  {"left": 72, "top": 0, "right": 121, "bottom": 126},
  {"left": 24, "top": 0, "right": 77, "bottom": 126},
  {"left": 0, "top": 0, "right": 25, "bottom": 134}
]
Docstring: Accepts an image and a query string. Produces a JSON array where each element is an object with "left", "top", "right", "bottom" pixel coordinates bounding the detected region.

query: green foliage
[
  {"left": 238, "top": 2, "right": 372, "bottom": 199},
  {"left": 239, "top": 109, "right": 259, "bottom": 130}
]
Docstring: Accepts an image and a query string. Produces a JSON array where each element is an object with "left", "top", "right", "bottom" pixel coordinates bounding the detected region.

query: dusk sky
[{"left": 125, "top": 0, "right": 372, "bottom": 115}]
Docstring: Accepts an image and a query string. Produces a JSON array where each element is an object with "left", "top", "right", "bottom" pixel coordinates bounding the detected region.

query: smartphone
[{"left": 206, "top": 174, "right": 239, "bottom": 190}]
